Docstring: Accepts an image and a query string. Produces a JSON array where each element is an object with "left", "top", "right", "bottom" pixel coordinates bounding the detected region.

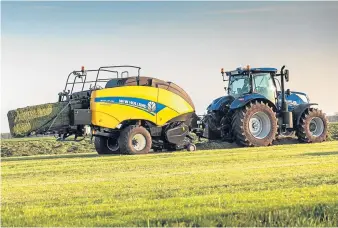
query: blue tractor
[{"left": 197, "top": 65, "right": 328, "bottom": 146}]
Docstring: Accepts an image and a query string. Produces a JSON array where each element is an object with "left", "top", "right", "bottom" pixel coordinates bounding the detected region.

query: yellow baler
[{"left": 41, "top": 65, "right": 198, "bottom": 155}]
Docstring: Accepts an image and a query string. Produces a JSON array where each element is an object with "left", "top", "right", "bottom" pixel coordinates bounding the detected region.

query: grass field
[
  {"left": 1, "top": 136, "right": 95, "bottom": 157},
  {"left": 1, "top": 141, "right": 338, "bottom": 227},
  {"left": 1, "top": 122, "right": 338, "bottom": 157},
  {"left": 328, "top": 122, "right": 338, "bottom": 140}
]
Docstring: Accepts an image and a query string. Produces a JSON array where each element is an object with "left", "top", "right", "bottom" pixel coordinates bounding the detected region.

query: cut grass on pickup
[{"left": 1, "top": 141, "right": 338, "bottom": 227}]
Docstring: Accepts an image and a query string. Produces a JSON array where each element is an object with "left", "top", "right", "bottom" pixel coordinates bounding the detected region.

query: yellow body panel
[
  {"left": 90, "top": 85, "right": 194, "bottom": 129},
  {"left": 156, "top": 89, "right": 194, "bottom": 125}
]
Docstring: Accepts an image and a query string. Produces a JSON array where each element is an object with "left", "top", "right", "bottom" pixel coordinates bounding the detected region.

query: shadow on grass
[
  {"left": 1, "top": 153, "right": 113, "bottom": 162},
  {"left": 195, "top": 138, "right": 300, "bottom": 151},
  {"left": 195, "top": 141, "right": 240, "bottom": 150},
  {"left": 302, "top": 151, "right": 338, "bottom": 156},
  {"left": 273, "top": 137, "right": 299, "bottom": 145}
]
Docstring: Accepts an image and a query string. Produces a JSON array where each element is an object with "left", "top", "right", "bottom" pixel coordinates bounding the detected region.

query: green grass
[
  {"left": 2, "top": 122, "right": 338, "bottom": 157},
  {"left": 1, "top": 137, "right": 95, "bottom": 157},
  {"left": 1, "top": 141, "right": 338, "bottom": 227},
  {"left": 328, "top": 122, "right": 338, "bottom": 140}
]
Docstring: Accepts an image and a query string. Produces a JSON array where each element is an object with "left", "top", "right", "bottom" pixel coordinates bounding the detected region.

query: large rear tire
[
  {"left": 231, "top": 101, "right": 278, "bottom": 146},
  {"left": 94, "top": 136, "right": 120, "bottom": 155},
  {"left": 296, "top": 108, "right": 328, "bottom": 143},
  {"left": 118, "top": 125, "right": 152, "bottom": 155}
]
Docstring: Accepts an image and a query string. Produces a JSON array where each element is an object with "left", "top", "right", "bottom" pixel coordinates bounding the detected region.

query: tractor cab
[
  {"left": 223, "top": 66, "right": 278, "bottom": 104},
  {"left": 222, "top": 66, "right": 310, "bottom": 111}
]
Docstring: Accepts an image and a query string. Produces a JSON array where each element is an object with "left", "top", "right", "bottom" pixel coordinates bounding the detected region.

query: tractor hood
[
  {"left": 277, "top": 91, "right": 309, "bottom": 111},
  {"left": 207, "top": 95, "right": 235, "bottom": 111}
]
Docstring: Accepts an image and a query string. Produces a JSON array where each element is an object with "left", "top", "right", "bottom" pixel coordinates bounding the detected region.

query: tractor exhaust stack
[{"left": 280, "top": 65, "right": 293, "bottom": 129}]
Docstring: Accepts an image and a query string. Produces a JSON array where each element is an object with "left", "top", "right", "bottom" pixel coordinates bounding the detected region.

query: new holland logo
[{"left": 147, "top": 101, "right": 156, "bottom": 113}]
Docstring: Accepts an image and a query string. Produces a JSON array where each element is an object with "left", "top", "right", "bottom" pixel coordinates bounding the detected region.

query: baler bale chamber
[
  {"left": 7, "top": 98, "right": 89, "bottom": 138},
  {"left": 7, "top": 102, "right": 70, "bottom": 137},
  {"left": 6, "top": 66, "right": 101, "bottom": 139}
]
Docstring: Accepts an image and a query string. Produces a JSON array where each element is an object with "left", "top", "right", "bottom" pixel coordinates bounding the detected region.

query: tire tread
[
  {"left": 231, "top": 101, "right": 277, "bottom": 147},
  {"left": 296, "top": 108, "right": 328, "bottom": 143}
]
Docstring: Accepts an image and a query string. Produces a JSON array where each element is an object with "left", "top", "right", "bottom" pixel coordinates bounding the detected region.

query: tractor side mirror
[
  {"left": 285, "top": 69, "right": 289, "bottom": 82},
  {"left": 221, "top": 73, "right": 229, "bottom": 81},
  {"left": 221, "top": 68, "right": 229, "bottom": 81}
]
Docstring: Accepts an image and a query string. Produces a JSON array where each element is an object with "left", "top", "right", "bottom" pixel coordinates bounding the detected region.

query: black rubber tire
[
  {"left": 231, "top": 101, "right": 278, "bottom": 147},
  {"left": 118, "top": 125, "right": 152, "bottom": 155},
  {"left": 186, "top": 143, "right": 197, "bottom": 152},
  {"left": 296, "top": 108, "right": 328, "bottom": 143},
  {"left": 94, "top": 136, "right": 120, "bottom": 155}
]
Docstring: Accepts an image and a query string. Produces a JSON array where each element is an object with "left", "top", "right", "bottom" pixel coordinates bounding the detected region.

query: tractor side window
[{"left": 253, "top": 73, "right": 276, "bottom": 102}]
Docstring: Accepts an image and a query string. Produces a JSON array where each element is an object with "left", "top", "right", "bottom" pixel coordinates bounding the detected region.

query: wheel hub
[
  {"left": 132, "top": 133, "right": 146, "bottom": 151},
  {"left": 249, "top": 118, "right": 262, "bottom": 135},
  {"left": 309, "top": 122, "right": 317, "bottom": 132},
  {"left": 309, "top": 117, "right": 324, "bottom": 137},
  {"left": 107, "top": 138, "right": 119, "bottom": 151},
  {"left": 249, "top": 111, "right": 271, "bottom": 139}
]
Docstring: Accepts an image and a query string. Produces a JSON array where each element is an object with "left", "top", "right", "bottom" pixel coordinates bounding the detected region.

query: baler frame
[{"left": 59, "top": 65, "right": 141, "bottom": 101}]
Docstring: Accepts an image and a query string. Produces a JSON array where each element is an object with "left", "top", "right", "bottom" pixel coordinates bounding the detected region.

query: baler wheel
[
  {"left": 186, "top": 143, "right": 197, "bottom": 152},
  {"left": 118, "top": 125, "right": 152, "bottom": 155},
  {"left": 231, "top": 101, "right": 278, "bottom": 147},
  {"left": 296, "top": 108, "right": 328, "bottom": 143},
  {"left": 94, "top": 136, "right": 120, "bottom": 155}
]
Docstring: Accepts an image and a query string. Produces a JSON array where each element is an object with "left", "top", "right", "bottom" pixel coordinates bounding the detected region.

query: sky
[{"left": 1, "top": 1, "right": 338, "bottom": 132}]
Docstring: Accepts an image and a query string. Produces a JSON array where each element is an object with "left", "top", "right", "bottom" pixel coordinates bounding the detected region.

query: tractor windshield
[{"left": 228, "top": 75, "right": 250, "bottom": 97}]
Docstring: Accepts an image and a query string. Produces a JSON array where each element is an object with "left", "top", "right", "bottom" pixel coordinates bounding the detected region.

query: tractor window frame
[{"left": 227, "top": 72, "right": 278, "bottom": 102}]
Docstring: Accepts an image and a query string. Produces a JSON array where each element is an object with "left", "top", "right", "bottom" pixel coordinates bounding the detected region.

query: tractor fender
[
  {"left": 230, "top": 94, "right": 277, "bottom": 111},
  {"left": 292, "top": 103, "right": 318, "bottom": 125},
  {"left": 207, "top": 96, "right": 234, "bottom": 111}
]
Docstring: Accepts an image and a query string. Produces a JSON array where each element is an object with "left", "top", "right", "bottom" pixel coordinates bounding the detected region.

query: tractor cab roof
[{"left": 225, "top": 67, "right": 277, "bottom": 76}]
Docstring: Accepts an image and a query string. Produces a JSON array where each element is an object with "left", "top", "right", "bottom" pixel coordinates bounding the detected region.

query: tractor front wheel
[
  {"left": 118, "top": 125, "right": 152, "bottom": 155},
  {"left": 232, "top": 101, "right": 278, "bottom": 146},
  {"left": 296, "top": 108, "right": 328, "bottom": 143},
  {"left": 94, "top": 136, "right": 120, "bottom": 155}
]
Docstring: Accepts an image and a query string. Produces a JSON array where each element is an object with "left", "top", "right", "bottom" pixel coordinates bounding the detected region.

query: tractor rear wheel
[
  {"left": 231, "top": 101, "right": 278, "bottom": 146},
  {"left": 118, "top": 125, "right": 152, "bottom": 155},
  {"left": 94, "top": 136, "right": 120, "bottom": 155},
  {"left": 296, "top": 108, "right": 328, "bottom": 143}
]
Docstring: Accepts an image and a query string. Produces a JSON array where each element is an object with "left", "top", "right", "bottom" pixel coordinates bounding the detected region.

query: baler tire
[
  {"left": 94, "top": 136, "right": 120, "bottom": 155},
  {"left": 186, "top": 143, "right": 197, "bottom": 152},
  {"left": 231, "top": 101, "right": 278, "bottom": 147},
  {"left": 118, "top": 125, "right": 152, "bottom": 155},
  {"left": 296, "top": 108, "right": 328, "bottom": 143}
]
